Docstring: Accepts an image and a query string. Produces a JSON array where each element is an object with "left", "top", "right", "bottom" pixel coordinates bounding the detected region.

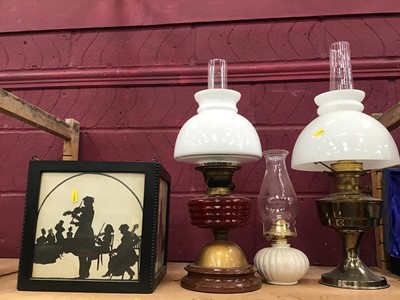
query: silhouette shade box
[{"left": 17, "top": 160, "right": 170, "bottom": 293}]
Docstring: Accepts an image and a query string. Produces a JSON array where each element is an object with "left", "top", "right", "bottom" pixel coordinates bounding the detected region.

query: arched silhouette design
[{"left": 38, "top": 172, "right": 143, "bottom": 215}]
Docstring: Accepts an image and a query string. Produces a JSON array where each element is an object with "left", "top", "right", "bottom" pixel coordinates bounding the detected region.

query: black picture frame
[{"left": 17, "top": 160, "right": 170, "bottom": 293}]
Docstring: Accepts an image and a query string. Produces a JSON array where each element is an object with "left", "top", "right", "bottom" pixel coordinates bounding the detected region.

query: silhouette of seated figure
[
  {"left": 96, "top": 224, "right": 114, "bottom": 254},
  {"left": 95, "top": 224, "right": 114, "bottom": 270},
  {"left": 47, "top": 229, "right": 55, "bottom": 245},
  {"left": 103, "top": 224, "right": 139, "bottom": 280},
  {"left": 34, "top": 228, "right": 62, "bottom": 264},
  {"left": 36, "top": 228, "right": 47, "bottom": 245}
]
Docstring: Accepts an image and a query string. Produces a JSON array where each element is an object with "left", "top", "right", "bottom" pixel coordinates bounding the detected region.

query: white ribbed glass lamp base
[{"left": 254, "top": 244, "right": 309, "bottom": 285}]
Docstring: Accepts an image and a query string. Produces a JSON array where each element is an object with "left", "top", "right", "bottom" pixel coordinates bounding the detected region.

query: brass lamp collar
[
  {"left": 331, "top": 160, "right": 363, "bottom": 172},
  {"left": 315, "top": 160, "right": 364, "bottom": 173},
  {"left": 266, "top": 219, "right": 295, "bottom": 244},
  {"left": 328, "top": 161, "right": 364, "bottom": 194},
  {"left": 270, "top": 236, "right": 289, "bottom": 245},
  {"left": 196, "top": 162, "right": 241, "bottom": 196}
]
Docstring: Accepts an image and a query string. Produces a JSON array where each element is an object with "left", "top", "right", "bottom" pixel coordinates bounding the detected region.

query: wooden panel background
[{"left": 0, "top": 2, "right": 399, "bottom": 267}]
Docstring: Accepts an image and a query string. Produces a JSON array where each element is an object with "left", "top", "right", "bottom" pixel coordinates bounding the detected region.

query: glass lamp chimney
[
  {"left": 258, "top": 150, "right": 298, "bottom": 243},
  {"left": 329, "top": 41, "right": 353, "bottom": 91},
  {"left": 208, "top": 58, "right": 227, "bottom": 89}
]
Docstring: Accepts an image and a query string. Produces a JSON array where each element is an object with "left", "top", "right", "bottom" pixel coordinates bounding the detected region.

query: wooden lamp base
[{"left": 181, "top": 263, "right": 261, "bottom": 293}]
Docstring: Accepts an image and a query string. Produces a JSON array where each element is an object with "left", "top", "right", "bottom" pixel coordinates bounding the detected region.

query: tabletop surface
[{"left": 1, "top": 259, "right": 400, "bottom": 300}]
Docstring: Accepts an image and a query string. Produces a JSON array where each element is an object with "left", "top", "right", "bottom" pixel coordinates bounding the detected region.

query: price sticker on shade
[
  {"left": 313, "top": 129, "right": 325, "bottom": 138},
  {"left": 71, "top": 190, "right": 78, "bottom": 203}
]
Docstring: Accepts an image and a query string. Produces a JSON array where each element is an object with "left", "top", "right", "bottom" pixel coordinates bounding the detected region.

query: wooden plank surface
[
  {"left": 0, "top": 258, "right": 18, "bottom": 277},
  {"left": 1, "top": 260, "right": 400, "bottom": 300}
]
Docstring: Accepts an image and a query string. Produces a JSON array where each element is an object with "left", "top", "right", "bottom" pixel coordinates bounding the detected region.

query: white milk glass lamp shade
[
  {"left": 291, "top": 89, "right": 400, "bottom": 171},
  {"left": 174, "top": 59, "right": 262, "bottom": 165},
  {"left": 174, "top": 89, "right": 262, "bottom": 164}
]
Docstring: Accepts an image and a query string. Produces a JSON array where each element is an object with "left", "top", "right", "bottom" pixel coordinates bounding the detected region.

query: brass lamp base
[
  {"left": 195, "top": 240, "right": 248, "bottom": 268},
  {"left": 316, "top": 161, "right": 389, "bottom": 290},
  {"left": 320, "top": 259, "right": 388, "bottom": 289},
  {"left": 317, "top": 199, "right": 389, "bottom": 290},
  {"left": 181, "top": 240, "right": 260, "bottom": 293},
  {"left": 180, "top": 228, "right": 261, "bottom": 293}
]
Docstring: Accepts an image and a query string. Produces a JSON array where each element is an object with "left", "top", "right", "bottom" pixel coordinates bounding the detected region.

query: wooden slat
[
  {"left": 0, "top": 88, "right": 80, "bottom": 160},
  {"left": 0, "top": 88, "right": 72, "bottom": 140},
  {"left": 371, "top": 171, "right": 389, "bottom": 270},
  {"left": 377, "top": 102, "right": 400, "bottom": 131},
  {"left": 62, "top": 118, "right": 80, "bottom": 161}
]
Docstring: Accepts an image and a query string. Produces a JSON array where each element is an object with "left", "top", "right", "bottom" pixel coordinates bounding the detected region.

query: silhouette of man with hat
[{"left": 64, "top": 196, "right": 95, "bottom": 279}]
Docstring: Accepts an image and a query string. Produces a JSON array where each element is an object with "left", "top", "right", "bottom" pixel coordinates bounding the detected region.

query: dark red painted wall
[{"left": 0, "top": 2, "right": 399, "bottom": 267}]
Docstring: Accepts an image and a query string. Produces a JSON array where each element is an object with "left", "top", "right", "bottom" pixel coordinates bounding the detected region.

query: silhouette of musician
[
  {"left": 131, "top": 225, "right": 140, "bottom": 248},
  {"left": 96, "top": 224, "right": 114, "bottom": 254},
  {"left": 103, "top": 224, "right": 139, "bottom": 280},
  {"left": 63, "top": 196, "right": 95, "bottom": 279}
]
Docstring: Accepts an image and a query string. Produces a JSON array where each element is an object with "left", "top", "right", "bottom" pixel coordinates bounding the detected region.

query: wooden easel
[
  {"left": 372, "top": 102, "right": 400, "bottom": 269},
  {"left": 0, "top": 88, "right": 80, "bottom": 160}
]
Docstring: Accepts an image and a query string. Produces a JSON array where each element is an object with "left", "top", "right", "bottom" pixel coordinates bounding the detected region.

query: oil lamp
[
  {"left": 254, "top": 149, "right": 309, "bottom": 285},
  {"left": 174, "top": 59, "right": 262, "bottom": 293},
  {"left": 291, "top": 41, "right": 400, "bottom": 289}
]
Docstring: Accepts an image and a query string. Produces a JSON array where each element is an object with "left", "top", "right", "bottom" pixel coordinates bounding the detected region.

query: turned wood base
[{"left": 180, "top": 263, "right": 261, "bottom": 293}]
